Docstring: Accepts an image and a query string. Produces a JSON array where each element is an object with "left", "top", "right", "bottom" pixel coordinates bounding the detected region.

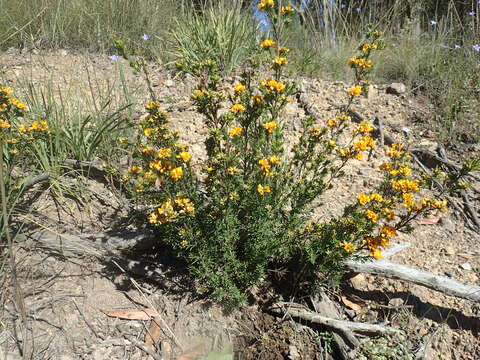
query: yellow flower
[
  {"left": 386, "top": 209, "right": 395, "bottom": 222},
  {"left": 357, "top": 193, "right": 371, "bottom": 205},
  {"left": 341, "top": 242, "right": 355, "bottom": 253},
  {"left": 227, "top": 167, "right": 240, "bottom": 175},
  {"left": 234, "top": 83, "right": 246, "bottom": 93},
  {"left": 280, "top": 5, "right": 294, "bottom": 13},
  {"left": 380, "top": 225, "right": 397, "bottom": 238},
  {"left": 252, "top": 95, "right": 263, "bottom": 104},
  {"left": 177, "top": 151, "right": 191, "bottom": 163},
  {"left": 257, "top": 184, "right": 271, "bottom": 195},
  {"left": 0, "top": 120, "right": 10, "bottom": 129},
  {"left": 261, "top": 79, "right": 285, "bottom": 92},
  {"left": 269, "top": 155, "right": 281, "bottom": 165},
  {"left": 144, "top": 128, "right": 152, "bottom": 137},
  {"left": 192, "top": 89, "right": 204, "bottom": 98},
  {"left": 361, "top": 43, "right": 370, "bottom": 52},
  {"left": 370, "top": 249, "right": 383, "bottom": 259},
  {"left": 262, "top": 121, "right": 277, "bottom": 133},
  {"left": 365, "top": 209, "right": 379, "bottom": 222},
  {"left": 134, "top": 184, "right": 143, "bottom": 193},
  {"left": 142, "top": 147, "right": 155, "bottom": 156},
  {"left": 370, "top": 193, "right": 384, "bottom": 202},
  {"left": 328, "top": 140, "right": 336, "bottom": 147},
  {"left": 379, "top": 162, "right": 392, "bottom": 171},
  {"left": 346, "top": 85, "right": 362, "bottom": 97},
  {"left": 129, "top": 166, "right": 142, "bottom": 174},
  {"left": 357, "top": 121, "right": 373, "bottom": 133},
  {"left": 230, "top": 103, "right": 246, "bottom": 113},
  {"left": 118, "top": 137, "right": 127, "bottom": 143},
  {"left": 260, "top": 39, "right": 277, "bottom": 49},
  {"left": 258, "top": 0, "right": 274, "bottom": 10},
  {"left": 0, "top": 87, "right": 13, "bottom": 95},
  {"left": 336, "top": 114, "right": 351, "bottom": 122},
  {"left": 399, "top": 167, "right": 411, "bottom": 176},
  {"left": 170, "top": 167, "right": 183, "bottom": 181},
  {"left": 326, "top": 119, "right": 337, "bottom": 128},
  {"left": 278, "top": 46, "right": 291, "bottom": 54},
  {"left": 145, "top": 101, "right": 161, "bottom": 110},
  {"left": 259, "top": 159, "right": 271, "bottom": 175},
  {"left": 229, "top": 126, "right": 243, "bottom": 137},
  {"left": 272, "top": 57, "right": 288, "bottom": 66},
  {"left": 391, "top": 179, "right": 419, "bottom": 192},
  {"left": 157, "top": 147, "right": 172, "bottom": 159}
]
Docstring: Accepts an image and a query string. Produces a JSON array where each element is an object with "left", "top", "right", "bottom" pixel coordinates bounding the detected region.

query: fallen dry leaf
[
  {"left": 341, "top": 296, "right": 364, "bottom": 313},
  {"left": 101, "top": 308, "right": 160, "bottom": 320},
  {"left": 176, "top": 344, "right": 205, "bottom": 360},
  {"left": 419, "top": 216, "right": 441, "bottom": 225},
  {"left": 145, "top": 318, "right": 162, "bottom": 348}
]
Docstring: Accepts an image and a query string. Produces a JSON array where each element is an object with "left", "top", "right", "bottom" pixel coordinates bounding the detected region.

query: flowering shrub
[
  {"left": 0, "top": 86, "right": 50, "bottom": 238},
  {"left": 123, "top": 4, "right": 459, "bottom": 307}
]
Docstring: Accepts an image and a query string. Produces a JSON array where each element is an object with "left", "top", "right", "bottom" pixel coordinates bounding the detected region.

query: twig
[
  {"left": 270, "top": 302, "right": 401, "bottom": 335},
  {"left": 118, "top": 329, "right": 163, "bottom": 360},
  {"left": 460, "top": 190, "right": 480, "bottom": 229},
  {"left": 72, "top": 299, "right": 105, "bottom": 340},
  {"left": 373, "top": 115, "right": 384, "bottom": 146},
  {"left": 344, "top": 259, "right": 480, "bottom": 302}
]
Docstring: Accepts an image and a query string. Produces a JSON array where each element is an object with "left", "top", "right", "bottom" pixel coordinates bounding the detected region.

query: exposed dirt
[{"left": 1, "top": 49, "right": 479, "bottom": 359}]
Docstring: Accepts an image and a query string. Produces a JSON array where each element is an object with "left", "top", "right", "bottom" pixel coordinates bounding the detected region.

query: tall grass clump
[
  {"left": 171, "top": 0, "right": 259, "bottom": 73},
  {"left": 0, "top": 0, "right": 178, "bottom": 58}
]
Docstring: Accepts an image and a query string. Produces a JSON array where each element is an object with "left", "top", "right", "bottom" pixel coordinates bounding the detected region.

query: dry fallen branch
[
  {"left": 344, "top": 259, "right": 480, "bottom": 302},
  {"left": 271, "top": 302, "right": 401, "bottom": 335}
]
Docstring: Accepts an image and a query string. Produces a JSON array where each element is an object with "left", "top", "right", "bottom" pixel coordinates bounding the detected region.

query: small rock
[
  {"left": 288, "top": 345, "right": 300, "bottom": 360},
  {"left": 59, "top": 49, "right": 68, "bottom": 56},
  {"left": 349, "top": 273, "right": 367, "bottom": 290},
  {"left": 440, "top": 217, "right": 454, "bottom": 229},
  {"left": 164, "top": 79, "right": 174, "bottom": 87},
  {"left": 445, "top": 246, "right": 456, "bottom": 255},
  {"left": 366, "top": 85, "right": 378, "bottom": 100},
  {"left": 386, "top": 82, "right": 407, "bottom": 96},
  {"left": 460, "top": 263, "right": 472, "bottom": 271}
]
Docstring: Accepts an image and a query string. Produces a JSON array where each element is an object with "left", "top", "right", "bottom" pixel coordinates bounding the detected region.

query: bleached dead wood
[
  {"left": 271, "top": 302, "right": 401, "bottom": 335},
  {"left": 344, "top": 259, "right": 480, "bottom": 302}
]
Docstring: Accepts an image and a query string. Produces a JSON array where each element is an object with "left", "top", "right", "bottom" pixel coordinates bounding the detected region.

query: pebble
[{"left": 460, "top": 263, "right": 472, "bottom": 271}]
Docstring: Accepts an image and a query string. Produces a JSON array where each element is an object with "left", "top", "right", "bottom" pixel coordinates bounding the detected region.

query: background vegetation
[{"left": 1, "top": 0, "right": 479, "bottom": 144}]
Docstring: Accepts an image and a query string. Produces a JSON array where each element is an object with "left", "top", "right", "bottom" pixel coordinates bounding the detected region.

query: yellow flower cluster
[
  {"left": 386, "top": 143, "right": 407, "bottom": 158},
  {"left": 346, "top": 85, "right": 362, "bottom": 97},
  {"left": 257, "top": 184, "right": 271, "bottom": 195},
  {"left": 390, "top": 179, "right": 420, "bottom": 193},
  {"left": 280, "top": 5, "right": 294, "bottom": 14},
  {"left": 338, "top": 147, "right": 363, "bottom": 161},
  {"left": 233, "top": 83, "right": 246, "bottom": 93},
  {"left": 360, "top": 43, "right": 378, "bottom": 52},
  {"left": 229, "top": 126, "right": 243, "bottom": 137},
  {"left": 272, "top": 57, "right": 288, "bottom": 66},
  {"left": 148, "top": 197, "right": 195, "bottom": 225},
  {"left": 230, "top": 104, "right": 246, "bottom": 113},
  {"left": 261, "top": 79, "right": 285, "bottom": 92},
  {"left": 258, "top": 0, "right": 274, "bottom": 10},
  {"left": 353, "top": 135, "right": 375, "bottom": 151},
  {"left": 260, "top": 39, "right": 277, "bottom": 49},
  {"left": 262, "top": 121, "right": 277, "bottom": 133},
  {"left": 259, "top": 159, "right": 271, "bottom": 175},
  {"left": 357, "top": 193, "right": 384, "bottom": 205},
  {"left": 356, "top": 121, "right": 373, "bottom": 133},
  {"left": 348, "top": 56, "right": 372, "bottom": 69}
]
